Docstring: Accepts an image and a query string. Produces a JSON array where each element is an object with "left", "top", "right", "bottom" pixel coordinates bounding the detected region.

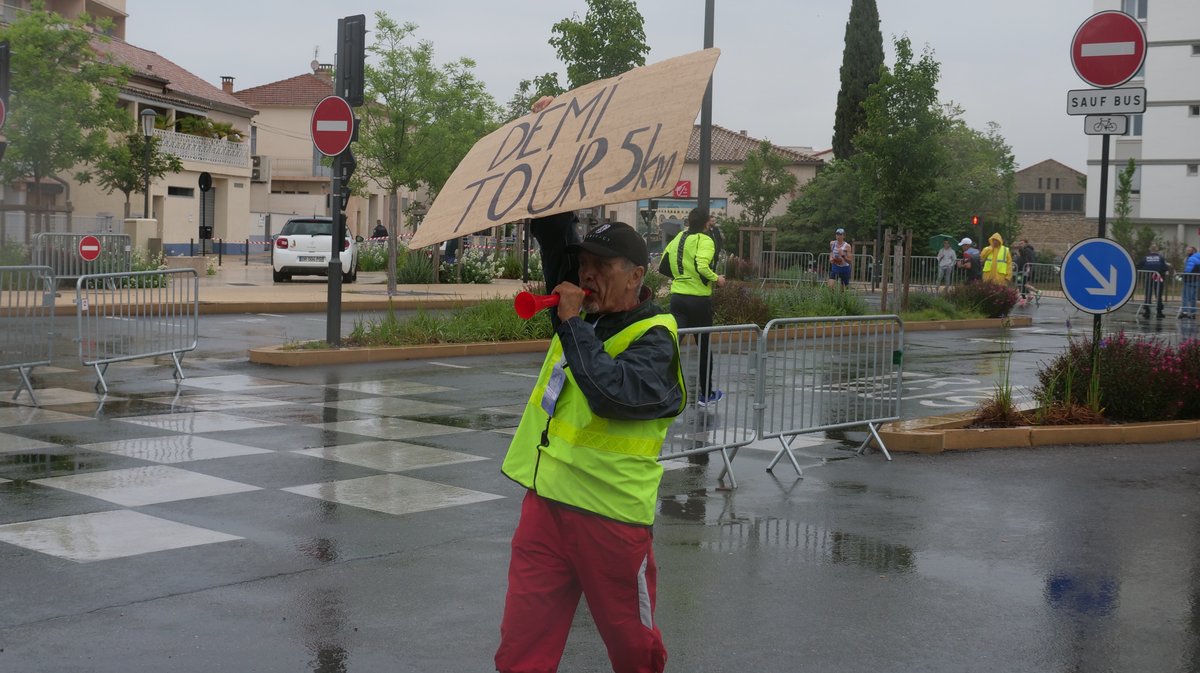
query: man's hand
[
  {"left": 716, "top": 275, "right": 726, "bottom": 288},
  {"left": 554, "top": 281, "right": 586, "bottom": 321},
  {"left": 532, "top": 96, "right": 554, "bottom": 114}
]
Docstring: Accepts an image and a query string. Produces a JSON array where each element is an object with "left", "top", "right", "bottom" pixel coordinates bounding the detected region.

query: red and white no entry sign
[
  {"left": 79, "top": 235, "right": 101, "bottom": 262},
  {"left": 1071, "top": 10, "right": 1147, "bottom": 88},
  {"left": 310, "top": 96, "right": 355, "bottom": 157}
]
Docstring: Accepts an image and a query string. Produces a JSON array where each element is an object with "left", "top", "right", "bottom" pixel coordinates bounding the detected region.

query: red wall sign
[{"left": 672, "top": 180, "right": 692, "bottom": 198}]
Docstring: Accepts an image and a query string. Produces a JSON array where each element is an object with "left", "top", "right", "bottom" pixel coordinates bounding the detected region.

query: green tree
[
  {"left": 81, "top": 134, "right": 184, "bottom": 218},
  {"left": 356, "top": 13, "right": 500, "bottom": 235},
  {"left": 721, "top": 140, "right": 799, "bottom": 230},
  {"left": 857, "top": 37, "right": 948, "bottom": 241},
  {"left": 831, "top": 0, "right": 884, "bottom": 160},
  {"left": 0, "top": 3, "right": 130, "bottom": 233},
  {"left": 931, "top": 117, "right": 1017, "bottom": 242},
  {"left": 503, "top": 72, "right": 565, "bottom": 122},
  {"left": 779, "top": 159, "right": 877, "bottom": 251},
  {"left": 1110, "top": 158, "right": 1155, "bottom": 258},
  {"left": 549, "top": 0, "right": 649, "bottom": 89}
]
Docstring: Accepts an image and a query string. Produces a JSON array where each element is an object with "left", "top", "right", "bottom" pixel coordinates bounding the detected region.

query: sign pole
[
  {"left": 1093, "top": 133, "right": 1111, "bottom": 350},
  {"left": 327, "top": 154, "right": 343, "bottom": 346}
]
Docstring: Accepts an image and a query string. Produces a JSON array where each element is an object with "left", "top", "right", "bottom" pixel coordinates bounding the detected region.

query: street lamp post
[{"left": 140, "top": 108, "right": 156, "bottom": 220}]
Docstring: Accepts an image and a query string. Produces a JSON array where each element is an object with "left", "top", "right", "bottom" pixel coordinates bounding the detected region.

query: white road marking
[
  {"left": 428, "top": 361, "right": 470, "bottom": 369},
  {"left": 503, "top": 371, "right": 538, "bottom": 379}
]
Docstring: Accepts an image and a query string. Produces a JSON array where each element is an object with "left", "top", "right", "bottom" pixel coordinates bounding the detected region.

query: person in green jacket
[{"left": 662, "top": 207, "right": 726, "bottom": 406}]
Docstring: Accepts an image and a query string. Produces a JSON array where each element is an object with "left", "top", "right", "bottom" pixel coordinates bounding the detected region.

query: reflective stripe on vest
[
  {"left": 501, "top": 313, "right": 684, "bottom": 525},
  {"left": 984, "top": 246, "right": 1009, "bottom": 275}
]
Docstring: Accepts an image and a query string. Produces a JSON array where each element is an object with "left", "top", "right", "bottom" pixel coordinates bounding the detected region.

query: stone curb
[
  {"left": 247, "top": 316, "right": 1032, "bottom": 367},
  {"left": 877, "top": 410, "right": 1200, "bottom": 453}
]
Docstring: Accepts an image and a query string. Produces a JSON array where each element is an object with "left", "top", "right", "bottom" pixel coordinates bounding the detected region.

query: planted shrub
[
  {"left": 439, "top": 248, "right": 497, "bottom": 284},
  {"left": 946, "top": 282, "right": 1018, "bottom": 318},
  {"left": 723, "top": 255, "right": 759, "bottom": 281},
  {"left": 358, "top": 241, "right": 388, "bottom": 272},
  {"left": 1036, "top": 333, "right": 1195, "bottom": 422},
  {"left": 712, "top": 281, "right": 771, "bottom": 326},
  {"left": 765, "top": 284, "right": 869, "bottom": 319}
]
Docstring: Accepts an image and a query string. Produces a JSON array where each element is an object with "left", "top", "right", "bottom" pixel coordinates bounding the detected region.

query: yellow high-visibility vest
[{"left": 502, "top": 314, "right": 684, "bottom": 525}]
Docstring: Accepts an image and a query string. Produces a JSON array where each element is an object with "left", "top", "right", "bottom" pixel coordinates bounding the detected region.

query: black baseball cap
[{"left": 567, "top": 222, "right": 648, "bottom": 268}]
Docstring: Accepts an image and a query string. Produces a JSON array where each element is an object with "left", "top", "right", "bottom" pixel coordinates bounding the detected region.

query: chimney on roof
[
  {"left": 739, "top": 130, "right": 748, "bottom": 136},
  {"left": 221, "top": 76, "right": 234, "bottom": 94},
  {"left": 314, "top": 62, "right": 334, "bottom": 79}
]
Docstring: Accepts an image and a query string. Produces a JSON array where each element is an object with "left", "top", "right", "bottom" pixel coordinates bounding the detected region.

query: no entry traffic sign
[
  {"left": 1071, "top": 10, "right": 1146, "bottom": 88},
  {"left": 79, "top": 235, "right": 101, "bottom": 262},
  {"left": 310, "top": 95, "right": 354, "bottom": 157}
]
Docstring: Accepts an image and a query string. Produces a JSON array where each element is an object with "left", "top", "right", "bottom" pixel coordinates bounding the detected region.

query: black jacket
[{"left": 532, "top": 213, "right": 684, "bottom": 421}]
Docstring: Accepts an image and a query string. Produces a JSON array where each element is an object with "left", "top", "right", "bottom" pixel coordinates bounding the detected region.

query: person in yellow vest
[
  {"left": 980, "top": 232, "right": 1013, "bottom": 285},
  {"left": 496, "top": 212, "right": 685, "bottom": 673},
  {"left": 662, "top": 207, "right": 726, "bottom": 406}
]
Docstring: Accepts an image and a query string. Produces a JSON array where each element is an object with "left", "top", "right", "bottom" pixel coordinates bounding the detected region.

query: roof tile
[
  {"left": 93, "top": 38, "right": 256, "bottom": 115},
  {"left": 233, "top": 74, "right": 334, "bottom": 107},
  {"left": 687, "top": 125, "right": 822, "bottom": 164}
]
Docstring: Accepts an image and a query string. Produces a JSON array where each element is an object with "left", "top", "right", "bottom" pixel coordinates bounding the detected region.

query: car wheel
[{"left": 273, "top": 269, "right": 289, "bottom": 282}]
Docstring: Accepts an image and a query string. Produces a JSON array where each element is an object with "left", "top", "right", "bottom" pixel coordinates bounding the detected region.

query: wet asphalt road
[{"left": 1, "top": 295, "right": 1198, "bottom": 672}]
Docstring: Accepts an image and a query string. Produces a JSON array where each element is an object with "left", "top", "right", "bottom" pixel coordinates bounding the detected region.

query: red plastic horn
[{"left": 513, "top": 290, "right": 591, "bottom": 320}]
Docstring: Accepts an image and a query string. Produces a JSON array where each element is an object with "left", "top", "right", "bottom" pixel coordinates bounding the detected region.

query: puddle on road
[
  {"left": 693, "top": 515, "right": 916, "bottom": 574},
  {"left": 0, "top": 450, "right": 124, "bottom": 482},
  {"left": 407, "top": 412, "right": 514, "bottom": 431}
]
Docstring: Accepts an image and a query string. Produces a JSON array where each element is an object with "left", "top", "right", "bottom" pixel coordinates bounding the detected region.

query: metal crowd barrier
[
  {"left": 907, "top": 255, "right": 942, "bottom": 289},
  {"left": 32, "top": 232, "right": 132, "bottom": 284},
  {"left": 755, "top": 316, "right": 904, "bottom": 475},
  {"left": 815, "top": 252, "right": 876, "bottom": 285},
  {"left": 661, "top": 315, "right": 903, "bottom": 487},
  {"left": 1022, "top": 263, "right": 1063, "bottom": 299},
  {"left": 0, "top": 265, "right": 56, "bottom": 404},
  {"left": 75, "top": 269, "right": 199, "bottom": 393},
  {"left": 759, "top": 251, "right": 815, "bottom": 288},
  {"left": 662, "top": 324, "right": 761, "bottom": 488}
]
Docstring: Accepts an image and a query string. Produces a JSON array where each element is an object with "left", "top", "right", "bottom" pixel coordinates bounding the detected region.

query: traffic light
[{"left": 971, "top": 215, "right": 980, "bottom": 227}]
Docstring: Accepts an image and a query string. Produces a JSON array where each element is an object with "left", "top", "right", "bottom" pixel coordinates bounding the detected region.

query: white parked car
[{"left": 272, "top": 217, "right": 361, "bottom": 283}]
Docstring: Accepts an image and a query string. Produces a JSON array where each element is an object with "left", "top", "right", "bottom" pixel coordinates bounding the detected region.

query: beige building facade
[{"left": 1015, "top": 159, "right": 1090, "bottom": 259}]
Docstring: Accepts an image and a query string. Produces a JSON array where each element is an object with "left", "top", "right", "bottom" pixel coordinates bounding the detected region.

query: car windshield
[{"left": 281, "top": 220, "right": 332, "bottom": 236}]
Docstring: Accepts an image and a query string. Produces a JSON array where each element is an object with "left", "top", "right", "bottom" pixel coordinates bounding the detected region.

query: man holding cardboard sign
[{"left": 486, "top": 52, "right": 717, "bottom": 673}]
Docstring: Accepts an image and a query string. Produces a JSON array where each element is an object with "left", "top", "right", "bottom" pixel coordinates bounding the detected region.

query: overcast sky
[{"left": 128, "top": 0, "right": 1094, "bottom": 172}]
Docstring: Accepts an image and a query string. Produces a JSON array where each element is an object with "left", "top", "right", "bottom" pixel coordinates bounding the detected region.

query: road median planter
[
  {"left": 876, "top": 411, "right": 1200, "bottom": 453},
  {"left": 247, "top": 315, "right": 1032, "bottom": 366},
  {"left": 249, "top": 339, "right": 550, "bottom": 366}
]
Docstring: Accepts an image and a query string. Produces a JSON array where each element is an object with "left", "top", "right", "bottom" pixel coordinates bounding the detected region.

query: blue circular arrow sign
[{"left": 1060, "top": 237, "right": 1136, "bottom": 314}]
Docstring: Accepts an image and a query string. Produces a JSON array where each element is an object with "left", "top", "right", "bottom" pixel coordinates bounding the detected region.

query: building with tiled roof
[
  {"left": 3, "top": 1, "right": 262, "bottom": 252},
  {"left": 231, "top": 64, "right": 397, "bottom": 239},
  {"left": 607, "top": 125, "right": 825, "bottom": 241}
]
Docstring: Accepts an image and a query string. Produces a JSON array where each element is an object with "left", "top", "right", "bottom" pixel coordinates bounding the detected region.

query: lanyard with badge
[{"left": 541, "top": 357, "right": 568, "bottom": 416}]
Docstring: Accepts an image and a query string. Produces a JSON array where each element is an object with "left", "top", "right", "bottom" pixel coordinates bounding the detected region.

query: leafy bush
[
  {"left": 642, "top": 266, "right": 668, "bottom": 299},
  {"left": 765, "top": 284, "right": 869, "bottom": 319},
  {"left": 1036, "top": 333, "right": 1200, "bottom": 422},
  {"left": 723, "top": 255, "right": 759, "bottom": 281},
  {"left": 396, "top": 249, "right": 435, "bottom": 284},
  {"left": 496, "top": 255, "right": 523, "bottom": 280},
  {"left": 0, "top": 241, "right": 30, "bottom": 265},
  {"left": 946, "top": 282, "right": 1018, "bottom": 318},
  {"left": 902, "top": 292, "right": 985, "bottom": 321},
  {"left": 712, "top": 281, "right": 771, "bottom": 326},
  {"left": 358, "top": 241, "right": 388, "bottom": 272},
  {"left": 439, "top": 248, "right": 496, "bottom": 284}
]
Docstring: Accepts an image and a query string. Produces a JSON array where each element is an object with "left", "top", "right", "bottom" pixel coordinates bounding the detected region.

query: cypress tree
[{"left": 832, "top": 0, "right": 884, "bottom": 159}]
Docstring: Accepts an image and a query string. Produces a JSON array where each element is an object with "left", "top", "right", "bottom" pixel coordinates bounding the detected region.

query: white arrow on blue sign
[{"left": 1059, "top": 237, "right": 1136, "bottom": 314}]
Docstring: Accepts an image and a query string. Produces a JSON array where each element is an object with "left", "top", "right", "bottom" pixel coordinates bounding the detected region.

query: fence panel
[
  {"left": 661, "top": 324, "right": 761, "bottom": 488},
  {"left": 907, "top": 255, "right": 942, "bottom": 290},
  {"left": 754, "top": 315, "right": 904, "bottom": 476},
  {"left": 1022, "top": 263, "right": 1063, "bottom": 299},
  {"left": 76, "top": 269, "right": 199, "bottom": 393},
  {"left": 758, "top": 252, "right": 815, "bottom": 288},
  {"left": 0, "top": 266, "right": 56, "bottom": 404},
  {"left": 32, "top": 233, "right": 132, "bottom": 284}
]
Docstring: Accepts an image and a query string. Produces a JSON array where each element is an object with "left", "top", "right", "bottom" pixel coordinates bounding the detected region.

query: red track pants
[{"left": 495, "top": 491, "right": 667, "bottom": 673}]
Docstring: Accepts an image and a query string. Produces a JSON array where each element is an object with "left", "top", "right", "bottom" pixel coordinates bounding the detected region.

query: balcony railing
[
  {"left": 270, "top": 156, "right": 333, "bottom": 178},
  {"left": 153, "top": 128, "right": 250, "bottom": 168}
]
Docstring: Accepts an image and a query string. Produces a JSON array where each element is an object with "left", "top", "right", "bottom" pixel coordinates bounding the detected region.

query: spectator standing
[
  {"left": 828, "top": 227, "right": 853, "bottom": 288},
  {"left": 980, "top": 233, "right": 1013, "bottom": 285},
  {"left": 1182, "top": 245, "right": 1200, "bottom": 319},
  {"left": 956, "top": 238, "right": 983, "bottom": 283},
  {"left": 936, "top": 238, "right": 957, "bottom": 291},
  {"left": 372, "top": 220, "right": 387, "bottom": 239},
  {"left": 498, "top": 211, "right": 685, "bottom": 673},
  {"left": 662, "top": 207, "right": 725, "bottom": 406},
  {"left": 1012, "top": 239, "right": 1037, "bottom": 304},
  {"left": 1137, "top": 244, "right": 1169, "bottom": 319}
]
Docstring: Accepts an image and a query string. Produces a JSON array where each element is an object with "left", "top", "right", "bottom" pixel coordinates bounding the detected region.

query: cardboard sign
[{"left": 409, "top": 48, "right": 721, "bottom": 249}]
